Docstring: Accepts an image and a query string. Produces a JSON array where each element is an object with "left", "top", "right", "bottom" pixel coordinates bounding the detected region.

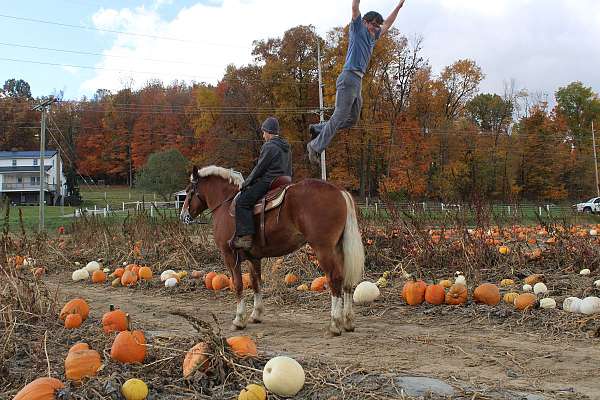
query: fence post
[
  {"left": 441, "top": 203, "right": 444, "bottom": 212},
  {"left": 94, "top": 205, "right": 97, "bottom": 213},
  {"left": 103, "top": 207, "right": 107, "bottom": 217},
  {"left": 538, "top": 206, "right": 542, "bottom": 216},
  {"left": 546, "top": 204, "right": 550, "bottom": 214},
  {"left": 136, "top": 201, "right": 140, "bottom": 211},
  {"left": 508, "top": 205, "right": 511, "bottom": 214},
  {"left": 122, "top": 202, "right": 125, "bottom": 211},
  {"left": 150, "top": 203, "right": 154, "bottom": 217},
  {"left": 423, "top": 202, "right": 426, "bottom": 211},
  {"left": 375, "top": 202, "right": 378, "bottom": 215}
]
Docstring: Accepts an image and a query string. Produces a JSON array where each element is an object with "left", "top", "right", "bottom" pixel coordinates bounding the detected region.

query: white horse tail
[{"left": 341, "top": 191, "right": 365, "bottom": 289}]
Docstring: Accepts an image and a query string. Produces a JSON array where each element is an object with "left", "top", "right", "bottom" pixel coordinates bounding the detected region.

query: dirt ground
[{"left": 45, "top": 270, "right": 600, "bottom": 400}]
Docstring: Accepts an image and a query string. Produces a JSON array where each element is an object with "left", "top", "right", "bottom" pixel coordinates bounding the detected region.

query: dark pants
[{"left": 235, "top": 180, "right": 271, "bottom": 236}]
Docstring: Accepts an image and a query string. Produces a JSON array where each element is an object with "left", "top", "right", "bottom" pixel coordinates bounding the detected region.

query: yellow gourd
[
  {"left": 503, "top": 292, "right": 519, "bottom": 304},
  {"left": 121, "top": 378, "right": 149, "bottom": 400},
  {"left": 500, "top": 278, "right": 515, "bottom": 287},
  {"left": 238, "top": 384, "right": 267, "bottom": 400}
]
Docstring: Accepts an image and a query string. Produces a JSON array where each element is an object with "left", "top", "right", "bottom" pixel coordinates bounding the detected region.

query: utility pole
[
  {"left": 33, "top": 97, "right": 57, "bottom": 233},
  {"left": 317, "top": 41, "right": 327, "bottom": 181},
  {"left": 593, "top": 120, "right": 600, "bottom": 197}
]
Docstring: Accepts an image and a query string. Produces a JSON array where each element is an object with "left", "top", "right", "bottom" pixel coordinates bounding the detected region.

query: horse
[{"left": 180, "top": 165, "right": 365, "bottom": 336}]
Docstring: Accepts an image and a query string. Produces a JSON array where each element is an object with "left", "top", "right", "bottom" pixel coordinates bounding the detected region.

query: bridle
[{"left": 187, "top": 179, "right": 237, "bottom": 215}]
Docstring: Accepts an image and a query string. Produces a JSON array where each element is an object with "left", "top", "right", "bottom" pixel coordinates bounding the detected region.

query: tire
[{"left": 584, "top": 207, "right": 592, "bottom": 214}]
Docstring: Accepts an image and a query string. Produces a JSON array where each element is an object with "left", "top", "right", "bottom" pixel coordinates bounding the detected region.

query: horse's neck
[{"left": 203, "top": 177, "right": 238, "bottom": 209}]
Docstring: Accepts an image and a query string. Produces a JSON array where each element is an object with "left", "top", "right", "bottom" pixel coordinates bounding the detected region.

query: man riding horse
[{"left": 232, "top": 116, "right": 292, "bottom": 250}]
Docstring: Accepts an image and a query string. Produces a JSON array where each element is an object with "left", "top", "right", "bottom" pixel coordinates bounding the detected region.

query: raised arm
[
  {"left": 352, "top": 0, "right": 360, "bottom": 20},
  {"left": 380, "top": 0, "right": 405, "bottom": 36}
]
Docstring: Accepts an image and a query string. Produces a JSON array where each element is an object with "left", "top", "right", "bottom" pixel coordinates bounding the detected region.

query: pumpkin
[
  {"left": 121, "top": 270, "right": 138, "bottom": 286},
  {"left": 498, "top": 246, "right": 510, "bottom": 255},
  {"left": 284, "top": 273, "right": 300, "bottom": 286},
  {"left": 59, "top": 298, "right": 90, "bottom": 321},
  {"left": 177, "top": 270, "right": 188, "bottom": 280},
  {"left": 533, "top": 282, "right": 548, "bottom": 295},
  {"left": 424, "top": 284, "right": 446, "bottom": 305},
  {"left": 454, "top": 274, "right": 466, "bottom": 286},
  {"left": 402, "top": 277, "right": 426, "bottom": 305},
  {"left": 438, "top": 279, "right": 453, "bottom": 288},
  {"left": 111, "top": 277, "right": 121, "bottom": 287},
  {"left": 563, "top": 297, "right": 582, "bottom": 313},
  {"left": 500, "top": 278, "right": 515, "bottom": 287},
  {"left": 503, "top": 292, "right": 519, "bottom": 304},
  {"left": 33, "top": 267, "right": 45, "bottom": 278},
  {"left": 296, "top": 283, "right": 309, "bottom": 291},
  {"left": 580, "top": 268, "right": 591, "bottom": 276},
  {"left": 445, "top": 284, "right": 468, "bottom": 305},
  {"left": 91, "top": 270, "right": 106, "bottom": 283},
  {"left": 238, "top": 383, "right": 267, "bottom": 400},
  {"left": 375, "top": 277, "right": 388, "bottom": 287},
  {"left": 183, "top": 342, "right": 210, "bottom": 378},
  {"left": 212, "top": 274, "right": 230, "bottom": 290},
  {"left": 204, "top": 271, "right": 217, "bottom": 289},
  {"left": 13, "top": 377, "right": 64, "bottom": 400},
  {"left": 111, "top": 330, "right": 146, "bottom": 364},
  {"left": 524, "top": 274, "right": 544, "bottom": 285},
  {"left": 71, "top": 269, "right": 89, "bottom": 282},
  {"left": 262, "top": 356, "right": 305, "bottom": 397},
  {"left": 138, "top": 266, "right": 153, "bottom": 280},
  {"left": 131, "top": 265, "right": 141, "bottom": 276},
  {"left": 473, "top": 283, "right": 501, "bottom": 306},
  {"left": 84, "top": 261, "right": 101, "bottom": 273},
  {"left": 121, "top": 378, "right": 149, "bottom": 400},
  {"left": 160, "top": 269, "right": 176, "bottom": 282},
  {"left": 226, "top": 336, "right": 258, "bottom": 358},
  {"left": 65, "top": 342, "right": 101, "bottom": 381},
  {"left": 191, "top": 270, "right": 202, "bottom": 279},
  {"left": 352, "top": 281, "right": 380, "bottom": 304},
  {"left": 112, "top": 267, "right": 125, "bottom": 278},
  {"left": 102, "top": 306, "right": 128, "bottom": 333},
  {"left": 514, "top": 293, "right": 537, "bottom": 311},
  {"left": 242, "top": 272, "right": 252, "bottom": 289},
  {"left": 539, "top": 298, "right": 557, "bottom": 309},
  {"left": 64, "top": 313, "right": 83, "bottom": 329},
  {"left": 310, "top": 276, "right": 329, "bottom": 292},
  {"left": 594, "top": 279, "right": 600, "bottom": 288},
  {"left": 164, "top": 277, "right": 178, "bottom": 287},
  {"left": 522, "top": 284, "right": 533, "bottom": 292},
  {"left": 579, "top": 296, "right": 600, "bottom": 315}
]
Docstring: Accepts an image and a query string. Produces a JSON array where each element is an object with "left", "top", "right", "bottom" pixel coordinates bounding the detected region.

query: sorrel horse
[{"left": 180, "top": 165, "right": 365, "bottom": 335}]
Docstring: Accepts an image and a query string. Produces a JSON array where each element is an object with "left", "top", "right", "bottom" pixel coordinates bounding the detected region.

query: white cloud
[
  {"left": 61, "top": 66, "right": 80, "bottom": 76},
  {"left": 80, "top": 0, "right": 600, "bottom": 100}
]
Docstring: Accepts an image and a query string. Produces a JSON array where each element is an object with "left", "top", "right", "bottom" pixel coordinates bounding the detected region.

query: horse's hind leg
[
  {"left": 343, "top": 287, "right": 355, "bottom": 332},
  {"left": 225, "top": 251, "right": 246, "bottom": 330},
  {"left": 248, "top": 258, "right": 264, "bottom": 323},
  {"left": 315, "top": 246, "right": 344, "bottom": 336}
]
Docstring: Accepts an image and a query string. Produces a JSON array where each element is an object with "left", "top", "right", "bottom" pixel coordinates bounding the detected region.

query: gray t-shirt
[{"left": 342, "top": 14, "right": 381, "bottom": 74}]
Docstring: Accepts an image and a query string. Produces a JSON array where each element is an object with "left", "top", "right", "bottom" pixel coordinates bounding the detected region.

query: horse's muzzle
[{"left": 180, "top": 212, "right": 193, "bottom": 225}]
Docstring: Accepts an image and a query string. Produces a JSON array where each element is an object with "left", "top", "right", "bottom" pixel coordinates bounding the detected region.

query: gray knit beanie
[{"left": 261, "top": 117, "right": 280, "bottom": 135}]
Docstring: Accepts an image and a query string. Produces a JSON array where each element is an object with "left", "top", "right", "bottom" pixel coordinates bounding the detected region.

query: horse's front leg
[
  {"left": 248, "top": 258, "right": 264, "bottom": 323},
  {"left": 224, "top": 250, "right": 246, "bottom": 330}
]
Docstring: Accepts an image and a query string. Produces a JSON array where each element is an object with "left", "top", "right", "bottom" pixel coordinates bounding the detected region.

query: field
[{"left": 2, "top": 207, "right": 600, "bottom": 399}]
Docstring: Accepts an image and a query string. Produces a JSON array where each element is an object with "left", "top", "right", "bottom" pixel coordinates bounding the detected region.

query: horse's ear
[{"left": 191, "top": 165, "right": 199, "bottom": 181}]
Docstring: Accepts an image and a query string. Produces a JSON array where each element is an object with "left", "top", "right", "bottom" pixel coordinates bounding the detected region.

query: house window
[
  {"left": 12, "top": 159, "right": 17, "bottom": 166},
  {"left": 33, "top": 159, "right": 38, "bottom": 166},
  {"left": 30, "top": 176, "right": 40, "bottom": 185},
  {"left": 17, "top": 177, "right": 22, "bottom": 183}
]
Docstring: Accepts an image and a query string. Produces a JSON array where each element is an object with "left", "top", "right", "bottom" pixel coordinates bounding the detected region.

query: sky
[{"left": 0, "top": 0, "right": 599, "bottom": 101}]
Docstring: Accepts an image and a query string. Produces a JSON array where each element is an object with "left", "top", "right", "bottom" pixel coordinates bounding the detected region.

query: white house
[{"left": 0, "top": 150, "right": 67, "bottom": 205}]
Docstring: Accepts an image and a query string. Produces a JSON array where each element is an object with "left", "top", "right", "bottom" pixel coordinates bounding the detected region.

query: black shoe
[
  {"left": 306, "top": 142, "right": 320, "bottom": 165},
  {"left": 309, "top": 124, "right": 320, "bottom": 140},
  {"left": 232, "top": 235, "right": 253, "bottom": 250}
]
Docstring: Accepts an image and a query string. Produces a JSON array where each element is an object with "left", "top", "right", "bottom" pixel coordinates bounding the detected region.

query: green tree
[
  {"left": 465, "top": 93, "right": 513, "bottom": 133},
  {"left": 135, "top": 149, "right": 189, "bottom": 201},
  {"left": 2, "top": 78, "right": 32, "bottom": 99}
]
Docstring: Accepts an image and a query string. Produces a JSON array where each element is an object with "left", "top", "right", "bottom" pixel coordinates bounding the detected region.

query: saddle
[{"left": 229, "top": 176, "right": 293, "bottom": 247}]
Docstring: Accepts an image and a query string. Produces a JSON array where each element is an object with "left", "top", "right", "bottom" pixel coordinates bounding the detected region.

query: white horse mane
[{"left": 193, "top": 165, "right": 244, "bottom": 189}]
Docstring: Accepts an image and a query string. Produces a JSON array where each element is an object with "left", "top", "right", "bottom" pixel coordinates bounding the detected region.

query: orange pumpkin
[
  {"left": 310, "top": 276, "right": 329, "bottom": 292},
  {"left": 131, "top": 265, "right": 141, "bottom": 276},
  {"left": 284, "top": 273, "right": 300, "bottom": 286},
  {"left": 102, "top": 306, "right": 128, "bottom": 334},
  {"left": 424, "top": 284, "right": 446, "bottom": 305},
  {"left": 13, "top": 377, "right": 64, "bottom": 400},
  {"left": 204, "top": 271, "right": 217, "bottom": 289},
  {"left": 242, "top": 272, "right": 252, "bottom": 289},
  {"left": 64, "top": 313, "right": 83, "bottom": 329},
  {"left": 445, "top": 283, "right": 468, "bottom": 305},
  {"left": 226, "top": 336, "right": 257, "bottom": 358},
  {"left": 110, "top": 330, "right": 146, "bottom": 364},
  {"left": 14, "top": 255, "right": 25, "bottom": 267},
  {"left": 65, "top": 342, "right": 102, "bottom": 381},
  {"left": 112, "top": 267, "right": 125, "bottom": 278},
  {"left": 183, "top": 342, "right": 211, "bottom": 378},
  {"left": 211, "top": 274, "right": 230, "bottom": 291},
  {"left": 120, "top": 270, "right": 138, "bottom": 286},
  {"left": 59, "top": 298, "right": 90, "bottom": 321},
  {"left": 402, "top": 278, "right": 426, "bottom": 305},
  {"left": 473, "top": 283, "right": 501, "bottom": 306},
  {"left": 125, "top": 263, "right": 137, "bottom": 271},
  {"left": 33, "top": 267, "right": 45, "bottom": 278},
  {"left": 191, "top": 270, "right": 202, "bottom": 279},
  {"left": 91, "top": 270, "right": 106, "bottom": 283},
  {"left": 138, "top": 266, "right": 153, "bottom": 280},
  {"left": 514, "top": 293, "right": 537, "bottom": 311}
]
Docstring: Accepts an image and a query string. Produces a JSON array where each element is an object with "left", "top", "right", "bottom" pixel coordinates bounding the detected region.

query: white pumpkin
[
  {"left": 594, "top": 279, "right": 600, "bottom": 288},
  {"left": 522, "top": 284, "right": 533, "bottom": 292},
  {"left": 580, "top": 268, "right": 591, "bottom": 276},
  {"left": 590, "top": 229, "right": 598, "bottom": 236},
  {"left": 579, "top": 296, "right": 600, "bottom": 315},
  {"left": 72, "top": 269, "right": 89, "bottom": 282},
  {"left": 539, "top": 298, "right": 556, "bottom": 309},
  {"left": 533, "top": 282, "right": 548, "bottom": 295},
  {"left": 23, "top": 257, "right": 35, "bottom": 267},
  {"left": 562, "top": 297, "right": 582, "bottom": 313},
  {"left": 164, "top": 277, "right": 178, "bottom": 288},
  {"left": 160, "top": 270, "right": 176, "bottom": 282},
  {"left": 74, "top": 261, "right": 81, "bottom": 267},
  {"left": 353, "top": 281, "right": 380, "bottom": 304},
  {"left": 103, "top": 268, "right": 110, "bottom": 273},
  {"left": 122, "top": 261, "right": 128, "bottom": 266},
  {"left": 454, "top": 273, "right": 466, "bottom": 286},
  {"left": 84, "top": 261, "right": 101, "bottom": 273},
  {"left": 263, "top": 356, "right": 305, "bottom": 397}
]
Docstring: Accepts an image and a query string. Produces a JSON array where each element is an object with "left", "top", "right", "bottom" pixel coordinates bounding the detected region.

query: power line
[{"left": 0, "top": 13, "right": 246, "bottom": 48}]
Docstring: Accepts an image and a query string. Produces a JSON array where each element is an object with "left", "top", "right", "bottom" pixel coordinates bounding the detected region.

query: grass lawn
[
  {"left": 79, "top": 185, "right": 173, "bottom": 208},
  {"left": 2, "top": 205, "right": 75, "bottom": 233}
]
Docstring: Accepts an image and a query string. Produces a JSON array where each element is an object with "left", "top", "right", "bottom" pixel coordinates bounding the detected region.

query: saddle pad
[{"left": 228, "top": 185, "right": 291, "bottom": 217}]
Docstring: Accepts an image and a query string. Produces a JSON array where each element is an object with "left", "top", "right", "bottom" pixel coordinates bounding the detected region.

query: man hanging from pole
[{"left": 306, "top": 0, "right": 407, "bottom": 165}]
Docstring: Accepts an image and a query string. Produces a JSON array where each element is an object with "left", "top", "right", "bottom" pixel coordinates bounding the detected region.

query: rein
[{"left": 192, "top": 185, "right": 237, "bottom": 215}]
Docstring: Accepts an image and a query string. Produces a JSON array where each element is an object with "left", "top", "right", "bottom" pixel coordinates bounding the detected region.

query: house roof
[
  {"left": 0, "top": 166, "right": 52, "bottom": 173},
  {"left": 0, "top": 150, "right": 58, "bottom": 159}
]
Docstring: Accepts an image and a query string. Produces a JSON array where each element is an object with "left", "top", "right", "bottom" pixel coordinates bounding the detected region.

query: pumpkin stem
[
  {"left": 126, "top": 313, "right": 131, "bottom": 331},
  {"left": 109, "top": 304, "right": 115, "bottom": 312}
]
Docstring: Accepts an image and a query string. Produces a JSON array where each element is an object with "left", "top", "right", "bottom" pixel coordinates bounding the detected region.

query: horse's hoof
[
  {"left": 344, "top": 325, "right": 355, "bottom": 332},
  {"left": 232, "top": 320, "right": 246, "bottom": 330},
  {"left": 328, "top": 328, "right": 342, "bottom": 337},
  {"left": 249, "top": 317, "right": 262, "bottom": 324}
]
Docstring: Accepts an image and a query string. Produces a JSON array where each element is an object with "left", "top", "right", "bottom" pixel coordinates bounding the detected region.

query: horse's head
[{"left": 180, "top": 165, "right": 208, "bottom": 224}]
